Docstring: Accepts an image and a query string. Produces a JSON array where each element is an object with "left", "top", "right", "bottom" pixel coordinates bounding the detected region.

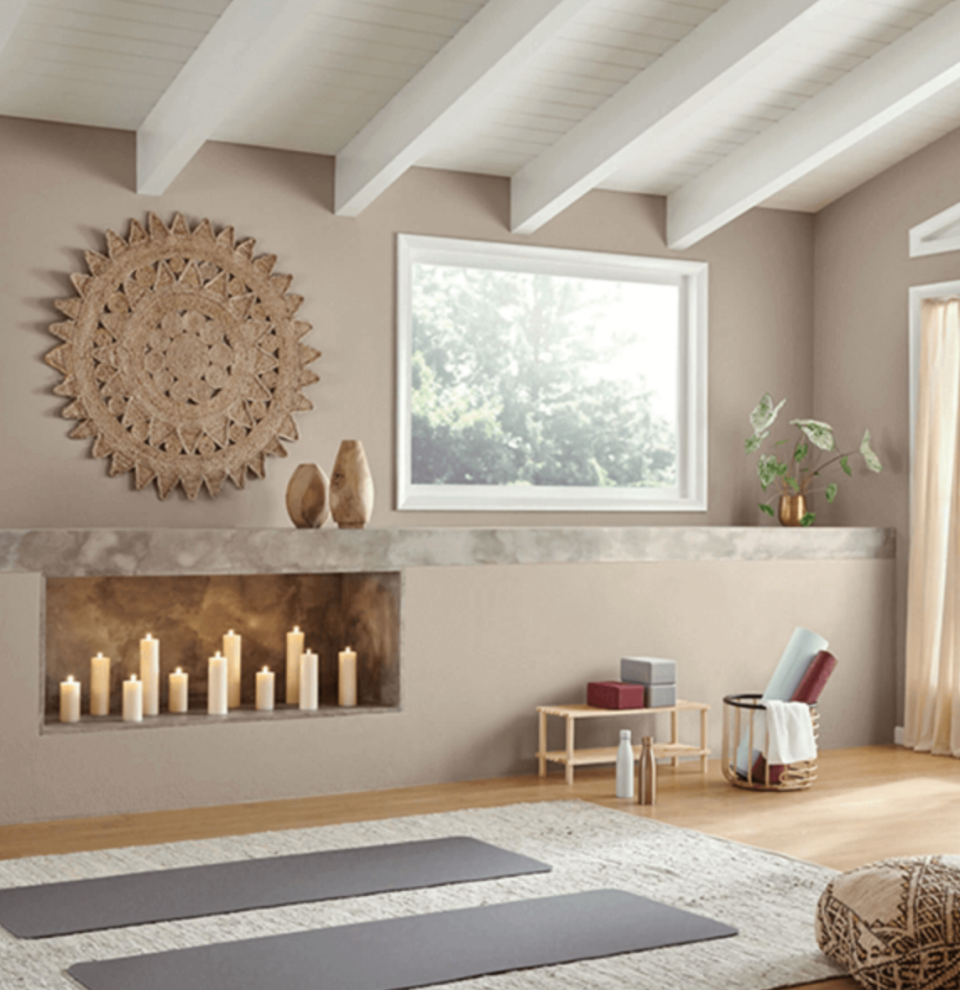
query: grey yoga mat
[
  {"left": 67, "top": 888, "right": 738, "bottom": 990},
  {"left": 0, "top": 836, "right": 550, "bottom": 939}
]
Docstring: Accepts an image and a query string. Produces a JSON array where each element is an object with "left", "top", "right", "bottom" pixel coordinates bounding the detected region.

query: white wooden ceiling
[{"left": 2, "top": 0, "right": 960, "bottom": 245}]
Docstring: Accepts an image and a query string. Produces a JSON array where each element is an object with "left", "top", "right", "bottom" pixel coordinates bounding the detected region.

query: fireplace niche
[{"left": 43, "top": 572, "right": 400, "bottom": 730}]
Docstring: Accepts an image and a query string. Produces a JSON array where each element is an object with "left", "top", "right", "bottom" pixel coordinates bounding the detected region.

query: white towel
[{"left": 761, "top": 700, "right": 817, "bottom": 765}]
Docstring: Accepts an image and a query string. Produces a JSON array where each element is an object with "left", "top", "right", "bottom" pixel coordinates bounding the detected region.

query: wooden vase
[
  {"left": 778, "top": 494, "right": 807, "bottom": 526},
  {"left": 286, "top": 464, "right": 330, "bottom": 528},
  {"left": 330, "top": 440, "right": 374, "bottom": 529}
]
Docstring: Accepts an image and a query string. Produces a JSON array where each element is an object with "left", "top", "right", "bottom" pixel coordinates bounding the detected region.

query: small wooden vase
[
  {"left": 778, "top": 494, "right": 807, "bottom": 526},
  {"left": 330, "top": 440, "right": 374, "bottom": 529},
  {"left": 286, "top": 464, "right": 330, "bottom": 528}
]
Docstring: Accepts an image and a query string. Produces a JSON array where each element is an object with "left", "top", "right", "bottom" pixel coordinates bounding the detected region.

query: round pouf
[{"left": 816, "top": 856, "right": 960, "bottom": 990}]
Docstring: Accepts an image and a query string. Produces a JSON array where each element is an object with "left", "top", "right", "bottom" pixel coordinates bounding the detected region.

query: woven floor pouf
[{"left": 816, "top": 856, "right": 960, "bottom": 990}]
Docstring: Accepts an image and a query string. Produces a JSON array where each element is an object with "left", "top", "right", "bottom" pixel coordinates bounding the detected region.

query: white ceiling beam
[
  {"left": 334, "top": 0, "right": 594, "bottom": 218},
  {"left": 667, "top": 0, "right": 960, "bottom": 250},
  {"left": 510, "top": 0, "right": 829, "bottom": 236},
  {"left": 0, "top": 0, "right": 31, "bottom": 57},
  {"left": 136, "top": 0, "right": 317, "bottom": 196}
]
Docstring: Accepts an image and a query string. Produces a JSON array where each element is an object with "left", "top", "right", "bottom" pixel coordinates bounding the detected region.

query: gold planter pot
[{"left": 778, "top": 494, "right": 807, "bottom": 526}]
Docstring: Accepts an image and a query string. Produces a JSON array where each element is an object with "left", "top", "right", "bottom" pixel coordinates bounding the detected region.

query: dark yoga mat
[
  {"left": 68, "top": 889, "right": 738, "bottom": 990},
  {"left": 0, "top": 836, "right": 550, "bottom": 939}
]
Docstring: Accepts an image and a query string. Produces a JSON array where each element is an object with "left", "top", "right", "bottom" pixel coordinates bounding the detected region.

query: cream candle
[
  {"left": 256, "top": 666, "right": 275, "bottom": 711},
  {"left": 338, "top": 646, "right": 357, "bottom": 707},
  {"left": 139, "top": 633, "right": 159, "bottom": 716},
  {"left": 299, "top": 650, "right": 318, "bottom": 711},
  {"left": 208, "top": 652, "right": 228, "bottom": 715},
  {"left": 122, "top": 675, "right": 143, "bottom": 722},
  {"left": 286, "top": 626, "right": 304, "bottom": 704},
  {"left": 59, "top": 675, "right": 80, "bottom": 723},
  {"left": 168, "top": 667, "right": 188, "bottom": 713},
  {"left": 223, "top": 629, "right": 242, "bottom": 708},
  {"left": 90, "top": 652, "right": 110, "bottom": 716}
]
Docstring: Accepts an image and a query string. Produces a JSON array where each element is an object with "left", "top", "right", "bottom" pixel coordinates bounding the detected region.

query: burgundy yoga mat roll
[
  {"left": 793, "top": 650, "right": 838, "bottom": 703},
  {"left": 752, "top": 650, "right": 838, "bottom": 784}
]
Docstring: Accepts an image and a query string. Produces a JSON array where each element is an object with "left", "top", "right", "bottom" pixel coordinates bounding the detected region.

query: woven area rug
[{"left": 0, "top": 800, "right": 845, "bottom": 990}]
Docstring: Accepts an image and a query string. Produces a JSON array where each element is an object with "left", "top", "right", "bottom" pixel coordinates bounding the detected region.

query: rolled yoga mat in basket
[
  {"left": 735, "top": 627, "right": 828, "bottom": 775},
  {"left": 752, "top": 649, "right": 837, "bottom": 784}
]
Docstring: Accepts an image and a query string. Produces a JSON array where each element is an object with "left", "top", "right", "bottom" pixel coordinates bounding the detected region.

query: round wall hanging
[{"left": 45, "top": 212, "right": 320, "bottom": 499}]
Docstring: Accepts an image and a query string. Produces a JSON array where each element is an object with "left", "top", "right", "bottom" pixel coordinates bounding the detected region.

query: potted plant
[{"left": 745, "top": 393, "right": 882, "bottom": 526}]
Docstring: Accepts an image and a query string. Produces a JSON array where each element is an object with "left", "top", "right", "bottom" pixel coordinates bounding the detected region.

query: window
[{"left": 396, "top": 235, "right": 708, "bottom": 512}]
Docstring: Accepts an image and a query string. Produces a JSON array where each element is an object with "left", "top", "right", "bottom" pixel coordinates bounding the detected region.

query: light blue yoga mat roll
[{"left": 736, "top": 626, "right": 829, "bottom": 774}]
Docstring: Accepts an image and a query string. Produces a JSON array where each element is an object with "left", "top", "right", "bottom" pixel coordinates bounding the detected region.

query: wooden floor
[{"left": 4, "top": 745, "right": 960, "bottom": 989}]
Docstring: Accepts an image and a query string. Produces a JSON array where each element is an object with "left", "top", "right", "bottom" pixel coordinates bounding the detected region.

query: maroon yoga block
[{"left": 587, "top": 681, "right": 646, "bottom": 710}]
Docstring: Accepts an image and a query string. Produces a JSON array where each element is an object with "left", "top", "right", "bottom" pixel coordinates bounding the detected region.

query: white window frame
[{"left": 396, "top": 234, "right": 708, "bottom": 512}]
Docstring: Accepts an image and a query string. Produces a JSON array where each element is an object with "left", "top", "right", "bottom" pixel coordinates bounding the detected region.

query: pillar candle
[
  {"left": 256, "top": 667, "right": 275, "bottom": 712},
  {"left": 122, "top": 675, "right": 143, "bottom": 722},
  {"left": 168, "top": 667, "right": 189, "bottom": 713},
  {"left": 139, "top": 633, "right": 159, "bottom": 716},
  {"left": 90, "top": 652, "right": 111, "bottom": 716},
  {"left": 299, "top": 650, "right": 319, "bottom": 711},
  {"left": 338, "top": 646, "right": 357, "bottom": 707},
  {"left": 223, "top": 629, "right": 242, "bottom": 708},
  {"left": 286, "top": 626, "right": 304, "bottom": 704},
  {"left": 208, "top": 652, "right": 228, "bottom": 715},
  {"left": 59, "top": 675, "right": 80, "bottom": 723}
]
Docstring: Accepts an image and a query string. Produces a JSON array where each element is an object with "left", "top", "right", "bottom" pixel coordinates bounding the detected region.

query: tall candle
[
  {"left": 223, "top": 629, "right": 242, "bottom": 708},
  {"left": 286, "top": 626, "right": 304, "bottom": 704},
  {"left": 60, "top": 675, "right": 80, "bottom": 723},
  {"left": 256, "top": 666, "right": 275, "bottom": 712},
  {"left": 338, "top": 646, "right": 357, "bottom": 707},
  {"left": 169, "top": 667, "right": 188, "bottom": 713},
  {"left": 299, "top": 650, "right": 319, "bottom": 711},
  {"left": 139, "top": 633, "right": 159, "bottom": 716},
  {"left": 208, "top": 652, "right": 228, "bottom": 715},
  {"left": 122, "top": 675, "right": 143, "bottom": 722},
  {"left": 90, "top": 652, "right": 110, "bottom": 716}
]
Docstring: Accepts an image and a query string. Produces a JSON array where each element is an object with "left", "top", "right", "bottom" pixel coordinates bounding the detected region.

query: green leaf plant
[{"left": 746, "top": 393, "right": 882, "bottom": 524}]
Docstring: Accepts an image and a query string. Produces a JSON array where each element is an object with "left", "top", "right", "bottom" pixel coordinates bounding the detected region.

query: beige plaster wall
[
  {"left": 0, "top": 115, "right": 814, "bottom": 530},
  {"left": 812, "top": 123, "right": 960, "bottom": 720},
  {"left": 0, "top": 115, "right": 892, "bottom": 826},
  {"left": 0, "top": 559, "right": 894, "bottom": 825}
]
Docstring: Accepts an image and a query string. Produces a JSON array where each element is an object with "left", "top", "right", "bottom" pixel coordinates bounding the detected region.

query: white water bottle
[{"left": 615, "top": 729, "right": 635, "bottom": 798}]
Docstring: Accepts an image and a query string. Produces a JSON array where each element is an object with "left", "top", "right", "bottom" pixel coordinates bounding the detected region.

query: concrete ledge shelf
[
  {"left": 0, "top": 525, "right": 894, "bottom": 578},
  {"left": 45, "top": 703, "right": 400, "bottom": 733}
]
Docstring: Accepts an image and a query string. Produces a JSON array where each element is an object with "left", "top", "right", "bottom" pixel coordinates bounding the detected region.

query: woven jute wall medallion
[{"left": 45, "top": 213, "right": 320, "bottom": 499}]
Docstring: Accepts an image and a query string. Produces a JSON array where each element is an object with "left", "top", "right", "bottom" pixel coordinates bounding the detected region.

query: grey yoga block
[
  {"left": 621, "top": 657, "right": 677, "bottom": 685},
  {"left": 644, "top": 682, "right": 678, "bottom": 707}
]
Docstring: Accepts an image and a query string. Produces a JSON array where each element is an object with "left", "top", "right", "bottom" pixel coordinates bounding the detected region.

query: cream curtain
[{"left": 904, "top": 298, "right": 960, "bottom": 754}]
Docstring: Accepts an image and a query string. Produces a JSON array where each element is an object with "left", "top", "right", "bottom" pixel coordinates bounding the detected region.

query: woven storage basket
[{"left": 721, "top": 693, "right": 819, "bottom": 791}]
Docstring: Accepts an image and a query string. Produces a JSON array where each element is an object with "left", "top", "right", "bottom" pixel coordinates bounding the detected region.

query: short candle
[
  {"left": 89, "top": 652, "right": 110, "bottom": 716},
  {"left": 286, "top": 626, "right": 304, "bottom": 705},
  {"left": 256, "top": 666, "right": 275, "bottom": 712},
  {"left": 122, "top": 674, "right": 143, "bottom": 723},
  {"left": 338, "top": 646, "right": 357, "bottom": 708},
  {"left": 59, "top": 675, "right": 81, "bottom": 723},
  {"left": 168, "top": 667, "right": 189, "bottom": 714}
]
